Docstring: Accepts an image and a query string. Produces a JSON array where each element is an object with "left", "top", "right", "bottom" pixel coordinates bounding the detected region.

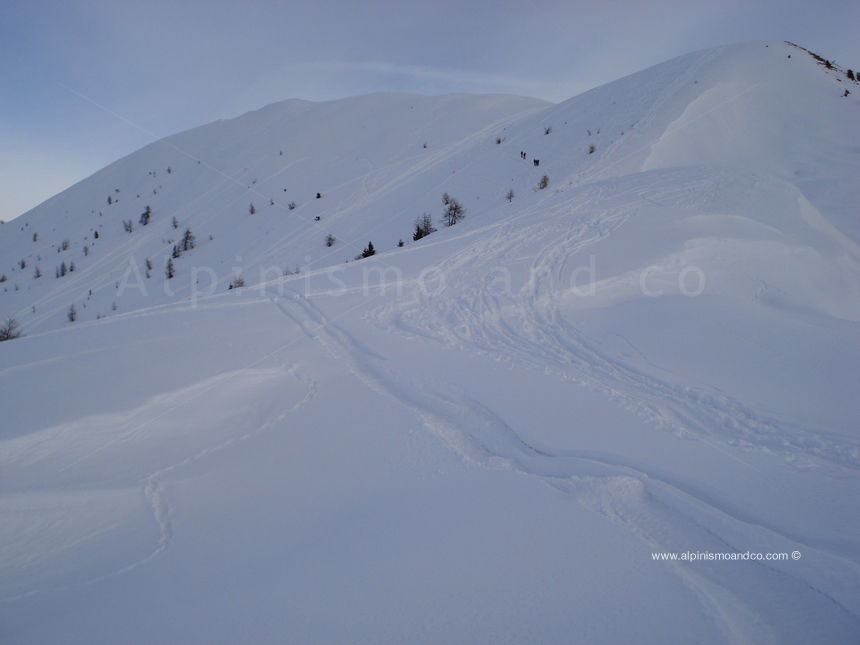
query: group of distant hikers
[{"left": 519, "top": 151, "right": 539, "bottom": 166}]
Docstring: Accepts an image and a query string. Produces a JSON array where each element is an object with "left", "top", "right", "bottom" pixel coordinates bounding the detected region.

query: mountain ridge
[{"left": 2, "top": 40, "right": 857, "bottom": 335}]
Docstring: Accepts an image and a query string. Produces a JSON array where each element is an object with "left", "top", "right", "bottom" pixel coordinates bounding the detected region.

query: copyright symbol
[{"left": 792, "top": 551, "right": 801, "bottom": 560}]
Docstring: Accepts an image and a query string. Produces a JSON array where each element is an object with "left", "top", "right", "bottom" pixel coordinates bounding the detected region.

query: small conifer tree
[
  {"left": 413, "top": 213, "right": 436, "bottom": 240},
  {"left": 182, "top": 228, "right": 195, "bottom": 251}
]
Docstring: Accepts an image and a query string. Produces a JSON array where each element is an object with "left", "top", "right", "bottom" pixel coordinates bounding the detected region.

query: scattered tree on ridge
[
  {"left": 413, "top": 213, "right": 436, "bottom": 241},
  {"left": 181, "top": 228, "right": 196, "bottom": 251},
  {"left": 441, "top": 194, "right": 466, "bottom": 227},
  {"left": 139, "top": 205, "right": 152, "bottom": 226},
  {"left": 0, "top": 316, "right": 23, "bottom": 341}
]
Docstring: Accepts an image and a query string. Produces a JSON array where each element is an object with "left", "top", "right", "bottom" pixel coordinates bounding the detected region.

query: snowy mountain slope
[
  {"left": 0, "top": 91, "right": 549, "bottom": 333},
  {"left": 1, "top": 41, "right": 860, "bottom": 643},
  {"left": 2, "top": 43, "right": 858, "bottom": 336}
]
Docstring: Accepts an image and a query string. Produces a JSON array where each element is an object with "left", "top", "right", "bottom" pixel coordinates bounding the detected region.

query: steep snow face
[
  {"left": 641, "top": 43, "right": 860, "bottom": 177},
  {"left": 2, "top": 42, "right": 860, "bottom": 643}
]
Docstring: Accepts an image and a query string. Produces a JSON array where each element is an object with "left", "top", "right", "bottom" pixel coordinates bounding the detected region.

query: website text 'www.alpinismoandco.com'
[{"left": 652, "top": 551, "right": 801, "bottom": 562}]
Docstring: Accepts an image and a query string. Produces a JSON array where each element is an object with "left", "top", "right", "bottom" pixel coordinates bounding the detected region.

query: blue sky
[{"left": 2, "top": 0, "right": 858, "bottom": 222}]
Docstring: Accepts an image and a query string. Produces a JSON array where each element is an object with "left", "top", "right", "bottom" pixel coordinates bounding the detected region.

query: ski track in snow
[
  {"left": 268, "top": 286, "right": 860, "bottom": 641},
  {"left": 120, "top": 362, "right": 318, "bottom": 577},
  {"left": 0, "top": 362, "right": 317, "bottom": 603},
  {"left": 371, "top": 169, "right": 860, "bottom": 471}
]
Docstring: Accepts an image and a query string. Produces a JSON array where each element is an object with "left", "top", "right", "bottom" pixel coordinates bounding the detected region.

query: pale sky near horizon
[{"left": 2, "top": 0, "right": 858, "bottom": 223}]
